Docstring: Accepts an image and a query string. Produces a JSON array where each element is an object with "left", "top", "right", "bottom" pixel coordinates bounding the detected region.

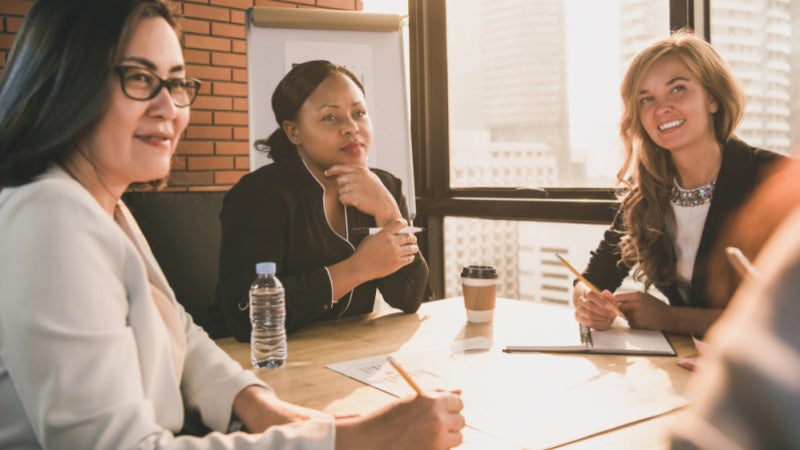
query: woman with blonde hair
[{"left": 572, "top": 29, "right": 782, "bottom": 336}]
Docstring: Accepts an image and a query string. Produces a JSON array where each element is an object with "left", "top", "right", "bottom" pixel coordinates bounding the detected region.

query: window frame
[{"left": 407, "top": 0, "right": 705, "bottom": 296}]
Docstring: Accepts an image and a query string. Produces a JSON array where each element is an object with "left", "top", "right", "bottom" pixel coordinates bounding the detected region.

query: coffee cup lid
[{"left": 461, "top": 265, "right": 498, "bottom": 279}]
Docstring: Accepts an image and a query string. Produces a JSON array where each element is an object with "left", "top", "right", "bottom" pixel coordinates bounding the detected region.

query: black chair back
[{"left": 123, "top": 191, "right": 229, "bottom": 339}]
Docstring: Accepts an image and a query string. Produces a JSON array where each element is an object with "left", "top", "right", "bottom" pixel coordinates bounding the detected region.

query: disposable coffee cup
[{"left": 461, "top": 265, "right": 498, "bottom": 323}]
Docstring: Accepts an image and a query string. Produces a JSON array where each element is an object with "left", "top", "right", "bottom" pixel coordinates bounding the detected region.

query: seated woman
[
  {"left": 216, "top": 60, "right": 430, "bottom": 339},
  {"left": 0, "top": 1, "right": 463, "bottom": 448},
  {"left": 572, "top": 30, "right": 783, "bottom": 336}
]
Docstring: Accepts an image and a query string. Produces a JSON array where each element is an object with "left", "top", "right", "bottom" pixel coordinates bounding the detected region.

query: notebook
[{"left": 503, "top": 323, "right": 676, "bottom": 356}]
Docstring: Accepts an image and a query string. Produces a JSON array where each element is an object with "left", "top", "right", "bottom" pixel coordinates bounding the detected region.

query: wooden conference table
[{"left": 216, "top": 298, "right": 698, "bottom": 449}]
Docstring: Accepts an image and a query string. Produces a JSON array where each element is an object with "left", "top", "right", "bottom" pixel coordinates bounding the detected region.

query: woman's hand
[
  {"left": 232, "top": 386, "right": 330, "bottom": 433},
  {"left": 572, "top": 281, "right": 617, "bottom": 331},
  {"left": 351, "top": 219, "right": 419, "bottom": 281},
  {"left": 336, "top": 390, "right": 465, "bottom": 450},
  {"left": 615, "top": 291, "right": 672, "bottom": 330},
  {"left": 325, "top": 164, "right": 402, "bottom": 226}
]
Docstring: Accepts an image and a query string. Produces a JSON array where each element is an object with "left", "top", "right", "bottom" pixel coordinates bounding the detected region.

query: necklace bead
[{"left": 671, "top": 178, "right": 716, "bottom": 207}]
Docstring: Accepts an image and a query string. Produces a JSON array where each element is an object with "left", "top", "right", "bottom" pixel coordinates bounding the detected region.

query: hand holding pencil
[
  {"left": 557, "top": 253, "right": 625, "bottom": 331},
  {"left": 361, "top": 356, "right": 465, "bottom": 450}
]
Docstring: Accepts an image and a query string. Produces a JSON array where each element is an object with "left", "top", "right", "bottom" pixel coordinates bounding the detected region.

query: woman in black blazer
[{"left": 573, "top": 30, "right": 783, "bottom": 336}]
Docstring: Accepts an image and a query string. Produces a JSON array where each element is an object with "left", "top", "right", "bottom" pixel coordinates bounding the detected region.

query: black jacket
[
  {"left": 216, "top": 156, "right": 429, "bottom": 341},
  {"left": 582, "top": 137, "right": 783, "bottom": 308}
]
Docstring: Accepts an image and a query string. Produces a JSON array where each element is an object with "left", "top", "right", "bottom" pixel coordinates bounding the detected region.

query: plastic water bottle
[{"left": 250, "top": 262, "right": 287, "bottom": 368}]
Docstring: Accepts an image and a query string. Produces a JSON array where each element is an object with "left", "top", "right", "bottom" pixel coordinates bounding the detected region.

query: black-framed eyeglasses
[{"left": 113, "top": 65, "right": 202, "bottom": 107}]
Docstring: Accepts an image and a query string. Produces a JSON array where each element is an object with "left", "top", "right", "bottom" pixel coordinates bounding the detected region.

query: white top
[
  {"left": 0, "top": 166, "right": 334, "bottom": 449},
  {"left": 667, "top": 201, "right": 711, "bottom": 303}
]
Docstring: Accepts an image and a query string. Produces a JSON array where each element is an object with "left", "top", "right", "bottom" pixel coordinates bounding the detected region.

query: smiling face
[
  {"left": 637, "top": 55, "right": 718, "bottom": 155},
  {"left": 284, "top": 72, "right": 372, "bottom": 176},
  {"left": 76, "top": 16, "right": 189, "bottom": 192}
]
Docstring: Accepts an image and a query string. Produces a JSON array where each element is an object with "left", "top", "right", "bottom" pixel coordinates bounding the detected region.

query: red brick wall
[{"left": 0, "top": 0, "right": 363, "bottom": 191}]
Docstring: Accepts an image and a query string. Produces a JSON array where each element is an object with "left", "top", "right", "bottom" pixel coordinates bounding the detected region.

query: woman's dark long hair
[
  {"left": 256, "top": 60, "right": 364, "bottom": 162},
  {"left": 0, "top": 0, "right": 177, "bottom": 186}
]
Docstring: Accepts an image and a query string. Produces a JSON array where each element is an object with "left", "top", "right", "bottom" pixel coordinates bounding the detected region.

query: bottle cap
[{"left": 256, "top": 262, "right": 276, "bottom": 274}]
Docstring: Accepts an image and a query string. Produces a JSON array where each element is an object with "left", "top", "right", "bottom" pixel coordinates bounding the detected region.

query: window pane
[
  {"left": 443, "top": 218, "right": 611, "bottom": 303},
  {"left": 710, "top": 0, "right": 798, "bottom": 154},
  {"left": 446, "top": 0, "right": 670, "bottom": 188}
]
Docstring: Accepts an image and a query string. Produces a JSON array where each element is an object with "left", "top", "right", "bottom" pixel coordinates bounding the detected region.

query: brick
[
  {"left": 316, "top": 0, "right": 356, "bottom": 9},
  {"left": 356, "top": 0, "right": 363, "bottom": 10},
  {"left": 232, "top": 68, "right": 247, "bottom": 82},
  {"left": 215, "top": 170, "right": 248, "bottom": 185},
  {"left": 187, "top": 156, "right": 234, "bottom": 170},
  {"left": 213, "top": 81, "right": 247, "bottom": 96},
  {"left": 187, "top": 64, "right": 231, "bottom": 81},
  {"left": 184, "top": 49, "right": 210, "bottom": 65},
  {"left": 0, "top": 34, "right": 15, "bottom": 51},
  {"left": 184, "top": 34, "right": 230, "bottom": 52},
  {"left": 233, "top": 126, "right": 249, "bottom": 140},
  {"left": 254, "top": 0, "right": 298, "bottom": 6},
  {"left": 180, "top": 18, "right": 211, "bottom": 35},
  {"left": 209, "top": 0, "right": 252, "bottom": 10},
  {"left": 211, "top": 51, "right": 246, "bottom": 68},
  {"left": 183, "top": 3, "right": 230, "bottom": 22},
  {"left": 235, "top": 156, "right": 250, "bottom": 169},
  {"left": 0, "top": 20, "right": 4, "bottom": 32},
  {"left": 214, "top": 111, "right": 248, "bottom": 125},
  {"left": 169, "top": 170, "right": 215, "bottom": 186},
  {"left": 0, "top": 52, "right": 5, "bottom": 69},
  {"left": 185, "top": 125, "right": 232, "bottom": 140},
  {"left": 233, "top": 97, "right": 249, "bottom": 111},
  {"left": 211, "top": 21, "right": 245, "bottom": 39},
  {"left": 197, "top": 82, "right": 212, "bottom": 95},
  {"left": 193, "top": 95, "right": 232, "bottom": 110},
  {"left": 177, "top": 140, "right": 215, "bottom": 155},
  {"left": 232, "top": 39, "right": 246, "bottom": 54},
  {"left": 171, "top": 156, "right": 187, "bottom": 170},
  {"left": 7, "top": 17, "right": 23, "bottom": 33},
  {"left": 0, "top": 1, "right": 33, "bottom": 16},
  {"left": 216, "top": 140, "right": 250, "bottom": 155},
  {"left": 231, "top": 10, "right": 246, "bottom": 24},
  {"left": 188, "top": 110, "right": 213, "bottom": 124}
]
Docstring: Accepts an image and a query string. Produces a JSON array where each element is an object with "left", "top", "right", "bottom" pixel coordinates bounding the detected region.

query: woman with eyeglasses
[{"left": 0, "top": 1, "right": 464, "bottom": 449}]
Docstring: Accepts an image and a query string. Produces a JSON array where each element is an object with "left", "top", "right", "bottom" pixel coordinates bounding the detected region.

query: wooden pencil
[
  {"left": 387, "top": 356, "right": 423, "bottom": 395},
  {"left": 555, "top": 253, "right": 624, "bottom": 318},
  {"left": 725, "top": 246, "right": 759, "bottom": 279}
]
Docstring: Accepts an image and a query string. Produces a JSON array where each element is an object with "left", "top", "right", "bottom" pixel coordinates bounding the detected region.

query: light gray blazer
[{"left": 0, "top": 166, "right": 333, "bottom": 449}]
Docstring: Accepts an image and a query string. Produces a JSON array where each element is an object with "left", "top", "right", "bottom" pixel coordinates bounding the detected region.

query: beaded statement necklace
[{"left": 670, "top": 178, "right": 716, "bottom": 207}]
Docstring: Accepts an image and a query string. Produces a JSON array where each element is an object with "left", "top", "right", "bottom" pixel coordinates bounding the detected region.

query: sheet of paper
[
  {"left": 327, "top": 348, "right": 688, "bottom": 449},
  {"left": 591, "top": 327, "right": 675, "bottom": 355}
]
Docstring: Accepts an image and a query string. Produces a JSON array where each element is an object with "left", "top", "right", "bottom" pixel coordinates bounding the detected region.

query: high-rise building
[
  {"left": 620, "top": 0, "right": 794, "bottom": 154},
  {"left": 444, "top": 0, "right": 577, "bottom": 301},
  {"left": 789, "top": 1, "right": 800, "bottom": 147},
  {"left": 712, "top": 0, "right": 792, "bottom": 153},
  {"left": 482, "top": 0, "right": 576, "bottom": 181}
]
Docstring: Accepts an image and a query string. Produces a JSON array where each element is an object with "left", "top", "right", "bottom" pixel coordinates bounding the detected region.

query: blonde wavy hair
[{"left": 616, "top": 29, "right": 744, "bottom": 290}]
